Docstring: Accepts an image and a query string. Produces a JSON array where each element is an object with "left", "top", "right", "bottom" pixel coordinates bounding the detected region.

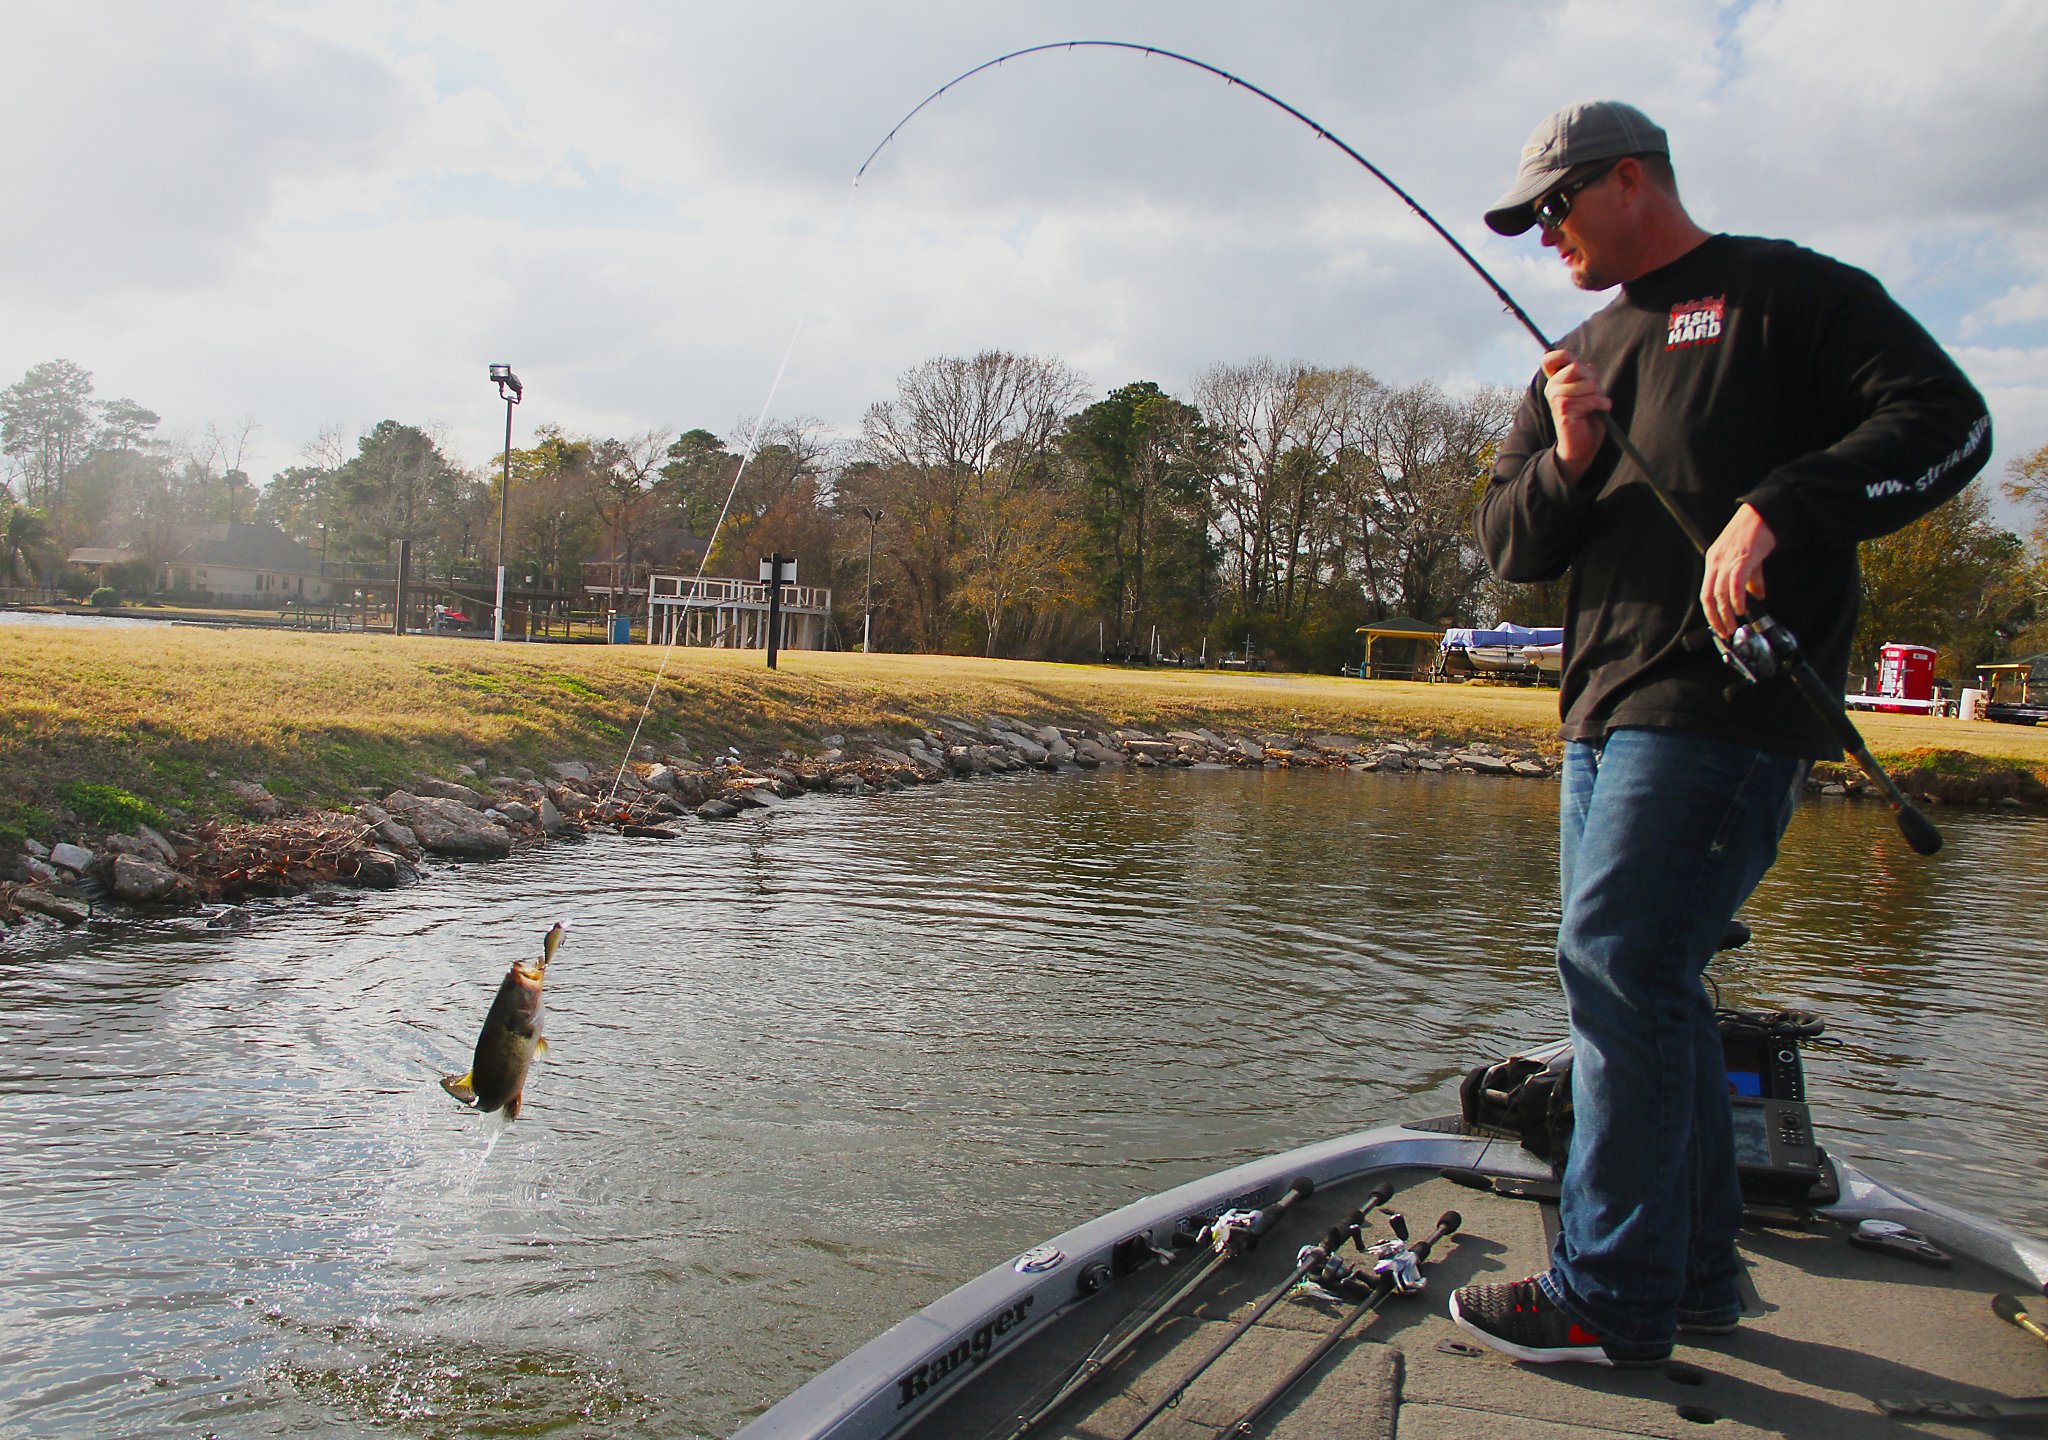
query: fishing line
[
  {"left": 601, "top": 186, "right": 864, "bottom": 807},
  {"left": 853, "top": 39, "right": 1941, "bottom": 853}
]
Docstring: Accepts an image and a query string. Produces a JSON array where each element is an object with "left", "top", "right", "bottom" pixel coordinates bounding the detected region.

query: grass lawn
[{"left": 3, "top": 623, "right": 2043, "bottom": 843}]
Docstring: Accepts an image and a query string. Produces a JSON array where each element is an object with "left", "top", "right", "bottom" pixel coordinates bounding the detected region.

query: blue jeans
[{"left": 1537, "top": 728, "right": 1805, "bottom": 1357}]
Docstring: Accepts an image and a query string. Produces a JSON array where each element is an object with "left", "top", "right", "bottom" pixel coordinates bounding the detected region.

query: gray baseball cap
[{"left": 1484, "top": 101, "right": 1669, "bottom": 236}]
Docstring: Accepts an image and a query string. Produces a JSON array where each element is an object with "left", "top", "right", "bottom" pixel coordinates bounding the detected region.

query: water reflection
[{"left": 0, "top": 769, "right": 2039, "bottom": 1438}]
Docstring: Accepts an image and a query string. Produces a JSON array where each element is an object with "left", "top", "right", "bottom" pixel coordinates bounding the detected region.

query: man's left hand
[{"left": 1701, "top": 504, "right": 1777, "bottom": 637}]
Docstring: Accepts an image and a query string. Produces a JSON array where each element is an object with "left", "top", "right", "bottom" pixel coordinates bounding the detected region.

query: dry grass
[{"left": 4, "top": 624, "right": 2043, "bottom": 842}]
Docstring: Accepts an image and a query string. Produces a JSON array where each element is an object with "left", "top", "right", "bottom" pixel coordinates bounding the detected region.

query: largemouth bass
[{"left": 441, "top": 921, "right": 566, "bottom": 1120}]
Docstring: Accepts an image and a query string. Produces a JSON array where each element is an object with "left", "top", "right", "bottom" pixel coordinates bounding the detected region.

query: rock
[
  {"left": 1072, "top": 738, "right": 1123, "bottom": 768},
  {"left": 381, "top": 793, "right": 514, "bottom": 858},
  {"left": 412, "top": 777, "right": 484, "bottom": 806},
  {"left": 643, "top": 764, "right": 678, "bottom": 794},
  {"left": 1124, "top": 739, "right": 1180, "bottom": 762},
  {"left": 111, "top": 854, "right": 199, "bottom": 905},
  {"left": 358, "top": 805, "right": 419, "bottom": 851},
  {"left": 23, "top": 838, "right": 49, "bottom": 858},
  {"left": 1235, "top": 739, "right": 1266, "bottom": 763},
  {"left": 226, "top": 780, "right": 282, "bottom": 817},
  {"left": 1415, "top": 758, "right": 1445, "bottom": 773},
  {"left": 135, "top": 824, "right": 180, "bottom": 864},
  {"left": 496, "top": 800, "right": 538, "bottom": 826},
  {"left": 1455, "top": 752, "right": 1513, "bottom": 776},
  {"left": 993, "top": 731, "right": 1049, "bottom": 764},
  {"left": 1510, "top": 760, "right": 1550, "bottom": 778},
  {"left": 539, "top": 796, "right": 565, "bottom": 835},
  {"left": 352, "top": 849, "right": 416, "bottom": 889},
  {"left": 21, "top": 856, "right": 62, "bottom": 884},
  {"left": 549, "top": 760, "right": 593, "bottom": 783},
  {"left": 622, "top": 823, "right": 681, "bottom": 839},
  {"left": 695, "top": 798, "right": 740, "bottom": 820},
  {"left": 50, "top": 842, "right": 96, "bottom": 873},
  {"left": 16, "top": 887, "right": 91, "bottom": 924}
]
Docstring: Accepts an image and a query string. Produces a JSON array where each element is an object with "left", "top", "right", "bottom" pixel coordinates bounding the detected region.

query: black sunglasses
[{"left": 1534, "top": 159, "right": 1622, "bottom": 231}]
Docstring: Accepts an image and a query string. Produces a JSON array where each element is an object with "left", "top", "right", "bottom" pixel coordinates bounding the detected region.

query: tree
[
  {"left": 860, "top": 351, "right": 1089, "bottom": 652},
  {"left": 1334, "top": 379, "right": 1515, "bottom": 624},
  {"left": 327, "top": 421, "right": 469, "bottom": 567},
  {"left": 1193, "top": 358, "right": 1342, "bottom": 642},
  {"left": 0, "top": 502, "right": 57, "bottom": 587},
  {"left": 1856, "top": 483, "right": 2027, "bottom": 682},
  {"left": 660, "top": 428, "right": 742, "bottom": 538},
  {"left": 585, "top": 429, "right": 674, "bottom": 598},
  {"left": 1998, "top": 441, "right": 2048, "bottom": 656},
  {"left": 1, "top": 359, "right": 99, "bottom": 507},
  {"left": 1062, "top": 381, "right": 1214, "bottom": 652},
  {"left": 97, "top": 399, "right": 161, "bottom": 453}
]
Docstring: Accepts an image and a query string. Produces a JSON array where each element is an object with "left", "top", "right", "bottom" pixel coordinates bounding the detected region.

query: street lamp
[
  {"left": 859, "top": 505, "right": 883, "bottom": 653},
  {"left": 488, "top": 363, "right": 523, "bottom": 642}
]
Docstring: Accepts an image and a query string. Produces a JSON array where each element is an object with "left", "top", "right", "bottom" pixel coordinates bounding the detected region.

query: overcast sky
[{"left": 5, "top": 0, "right": 2044, "bottom": 514}]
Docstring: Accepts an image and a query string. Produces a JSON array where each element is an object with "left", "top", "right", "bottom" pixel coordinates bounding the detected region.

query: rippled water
[{"left": 1, "top": 770, "right": 2042, "bottom": 1438}]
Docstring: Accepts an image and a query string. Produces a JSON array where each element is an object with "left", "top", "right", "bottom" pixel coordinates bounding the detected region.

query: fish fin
[
  {"left": 535, "top": 1036, "right": 550, "bottom": 1057},
  {"left": 440, "top": 1071, "right": 478, "bottom": 1105},
  {"left": 505, "top": 1091, "right": 523, "bottom": 1121}
]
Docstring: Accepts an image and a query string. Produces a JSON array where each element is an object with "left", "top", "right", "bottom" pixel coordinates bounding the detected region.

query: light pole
[
  {"left": 859, "top": 505, "right": 883, "bottom": 653},
  {"left": 488, "top": 363, "right": 523, "bottom": 642}
]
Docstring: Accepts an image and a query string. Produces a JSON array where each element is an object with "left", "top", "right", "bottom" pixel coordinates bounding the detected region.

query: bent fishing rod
[{"left": 860, "top": 41, "right": 1942, "bottom": 856}]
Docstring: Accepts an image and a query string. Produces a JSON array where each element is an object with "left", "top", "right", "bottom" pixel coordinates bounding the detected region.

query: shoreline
[
  {"left": 3, "top": 719, "right": 1561, "bottom": 927},
  {"left": 4, "top": 631, "right": 2044, "bottom": 931}
]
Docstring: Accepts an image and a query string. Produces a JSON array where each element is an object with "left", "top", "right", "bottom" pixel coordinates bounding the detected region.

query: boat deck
[{"left": 912, "top": 1168, "right": 2048, "bottom": 1440}]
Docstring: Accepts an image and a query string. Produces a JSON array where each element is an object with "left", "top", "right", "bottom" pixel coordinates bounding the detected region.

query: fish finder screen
[
  {"left": 1730, "top": 1101, "right": 1773, "bottom": 1167},
  {"left": 1726, "top": 1069, "right": 1764, "bottom": 1098}
]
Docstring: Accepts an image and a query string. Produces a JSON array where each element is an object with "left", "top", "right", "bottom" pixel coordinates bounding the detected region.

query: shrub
[
  {"left": 89, "top": 586, "right": 120, "bottom": 608},
  {"left": 59, "top": 782, "right": 167, "bottom": 832},
  {"left": 56, "top": 567, "right": 93, "bottom": 600}
]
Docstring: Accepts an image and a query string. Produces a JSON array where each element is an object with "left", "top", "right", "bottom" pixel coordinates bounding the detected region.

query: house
[{"left": 68, "top": 522, "right": 330, "bottom": 607}]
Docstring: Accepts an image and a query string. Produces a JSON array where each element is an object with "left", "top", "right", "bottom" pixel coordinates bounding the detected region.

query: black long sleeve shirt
[{"left": 1477, "top": 233, "right": 1991, "bottom": 759}]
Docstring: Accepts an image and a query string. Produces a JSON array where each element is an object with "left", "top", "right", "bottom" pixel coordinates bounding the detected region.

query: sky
[{"left": 4, "top": 0, "right": 2045, "bottom": 517}]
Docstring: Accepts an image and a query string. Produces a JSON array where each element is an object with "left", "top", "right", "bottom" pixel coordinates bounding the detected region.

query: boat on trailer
[{"left": 734, "top": 1032, "right": 2048, "bottom": 1440}]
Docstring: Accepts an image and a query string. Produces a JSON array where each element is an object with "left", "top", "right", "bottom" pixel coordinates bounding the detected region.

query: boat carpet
[{"left": 909, "top": 1170, "right": 2048, "bottom": 1440}]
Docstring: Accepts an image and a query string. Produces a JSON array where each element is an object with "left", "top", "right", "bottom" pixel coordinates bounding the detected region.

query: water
[
  {"left": 0, "top": 611, "right": 153, "bottom": 629},
  {"left": 1, "top": 770, "right": 2042, "bottom": 1438}
]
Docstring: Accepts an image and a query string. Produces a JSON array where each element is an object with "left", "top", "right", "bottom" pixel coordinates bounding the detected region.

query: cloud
[{"left": 0, "top": 0, "right": 2042, "bottom": 496}]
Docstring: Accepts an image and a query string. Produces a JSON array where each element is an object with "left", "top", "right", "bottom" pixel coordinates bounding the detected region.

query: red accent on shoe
[{"left": 1567, "top": 1324, "right": 1604, "bottom": 1346}]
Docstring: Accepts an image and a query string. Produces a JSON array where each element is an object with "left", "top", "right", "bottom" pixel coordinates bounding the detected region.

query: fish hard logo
[{"left": 1667, "top": 296, "right": 1725, "bottom": 349}]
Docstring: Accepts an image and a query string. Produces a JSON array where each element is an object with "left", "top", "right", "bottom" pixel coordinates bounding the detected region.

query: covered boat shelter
[{"left": 1353, "top": 616, "right": 1445, "bottom": 680}]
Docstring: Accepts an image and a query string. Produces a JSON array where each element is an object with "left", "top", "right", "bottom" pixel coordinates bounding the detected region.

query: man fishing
[{"left": 1449, "top": 100, "right": 1990, "bottom": 1366}]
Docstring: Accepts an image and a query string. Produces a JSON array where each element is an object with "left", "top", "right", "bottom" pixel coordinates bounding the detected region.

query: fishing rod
[
  {"left": 859, "top": 41, "right": 1943, "bottom": 856},
  {"left": 1113, "top": 1182, "right": 1394, "bottom": 1440},
  {"left": 995, "top": 1175, "right": 1315, "bottom": 1440},
  {"left": 1218, "top": 1209, "right": 1462, "bottom": 1439}
]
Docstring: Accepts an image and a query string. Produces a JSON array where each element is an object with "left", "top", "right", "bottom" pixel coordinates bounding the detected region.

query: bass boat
[{"left": 734, "top": 1009, "right": 2048, "bottom": 1440}]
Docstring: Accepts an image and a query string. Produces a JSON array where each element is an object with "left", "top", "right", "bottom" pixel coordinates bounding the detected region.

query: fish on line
[{"left": 442, "top": 920, "right": 567, "bottom": 1121}]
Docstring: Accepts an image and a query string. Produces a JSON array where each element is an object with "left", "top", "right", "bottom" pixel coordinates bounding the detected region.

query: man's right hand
[{"left": 1541, "top": 349, "right": 1612, "bottom": 484}]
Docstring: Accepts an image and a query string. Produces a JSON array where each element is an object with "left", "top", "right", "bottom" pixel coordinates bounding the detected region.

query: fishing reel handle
[{"left": 1409, "top": 1211, "right": 1462, "bottom": 1264}]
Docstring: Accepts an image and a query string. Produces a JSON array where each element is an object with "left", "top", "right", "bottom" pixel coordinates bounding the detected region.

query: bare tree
[
  {"left": 1333, "top": 380, "right": 1514, "bottom": 622},
  {"left": 860, "top": 351, "right": 1089, "bottom": 651}
]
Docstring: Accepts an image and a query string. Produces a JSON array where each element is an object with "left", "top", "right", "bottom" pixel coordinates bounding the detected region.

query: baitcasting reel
[{"left": 1714, "top": 611, "right": 1804, "bottom": 687}]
